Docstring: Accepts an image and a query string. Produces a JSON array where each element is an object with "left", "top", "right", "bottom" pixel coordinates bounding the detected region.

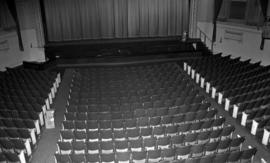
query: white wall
[
  {"left": 0, "top": 29, "right": 45, "bottom": 71},
  {"left": 197, "top": 0, "right": 214, "bottom": 22}
]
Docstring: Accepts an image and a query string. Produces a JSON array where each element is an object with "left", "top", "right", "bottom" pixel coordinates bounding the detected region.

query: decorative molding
[
  {"left": 0, "top": 40, "right": 9, "bottom": 51},
  {"left": 224, "top": 30, "right": 243, "bottom": 42}
]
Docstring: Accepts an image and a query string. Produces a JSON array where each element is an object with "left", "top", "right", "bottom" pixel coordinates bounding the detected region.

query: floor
[{"left": 30, "top": 63, "right": 270, "bottom": 163}]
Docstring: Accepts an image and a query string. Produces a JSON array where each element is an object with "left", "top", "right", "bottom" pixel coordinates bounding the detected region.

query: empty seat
[
  {"left": 55, "top": 153, "right": 71, "bottom": 163},
  {"left": 100, "top": 130, "right": 113, "bottom": 142},
  {"left": 70, "top": 153, "right": 86, "bottom": 163},
  {"left": 191, "top": 144, "right": 204, "bottom": 157},
  {"left": 112, "top": 120, "right": 124, "bottom": 131},
  {"left": 230, "top": 137, "right": 245, "bottom": 151},
  {"left": 240, "top": 148, "right": 257, "bottom": 162},
  {"left": 149, "top": 117, "right": 161, "bottom": 127},
  {"left": 213, "top": 152, "right": 229, "bottom": 162},
  {"left": 114, "top": 130, "right": 127, "bottom": 141},
  {"left": 115, "top": 141, "right": 129, "bottom": 153},
  {"left": 157, "top": 136, "right": 171, "bottom": 149},
  {"left": 100, "top": 153, "right": 115, "bottom": 163},
  {"left": 74, "top": 131, "right": 87, "bottom": 142},
  {"left": 127, "top": 129, "right": 140, "bottom": 140},
  {"left": 175, "top": 146, "right": 190, "bottom": 160},
  {"left": 85, "top": 153, "right": 100, "bottom": 162},
  {"left": 153, "top": 126, "right": 165, "bottom": 138},
  {"left": 148, "top": 150, "right": 162, "bottom": 163},
  {"left": 87, "top": 131, "right": 99, "bottom": 142},
  {"left": 72, "top": 141, "right": 86, "bottom": 154},
  {"left": 161, "top": 148, "right": 175, "bottom": 161},
  {"left": 87, "top": 142, "right": 99, "bottom": 154},
  {"left": 125, "top": 119, "right": 137, "bottom": 130},
  {"left": 75, "top": 121, "right": 87, "bottom": 131},
  {"left": 137, "top": 117, "right": 149, "bottom": 129},
  {"left": 130, "top": 139, "right": 143, "bottom": 152},
  {"left": 100, "top": 141, "right": 114, "bottom": 154},
  {"left": 87, "top": 120, "right": 99, "bottom": 131},
  {"left": 143, "top": 137, "right": 157, "bottom": 151},
  {"left": 132, "top": 151, "right": 146, "bottom": 163},
  {"left": 171, "top": 135, "right": 185, "bottom": 147},
  {"left": 227, "top": 151, "right": 242, "bottom": 163},
  {"left": 217, "top": 139, "right": 231, "bottom": 153},
  {"left": 140, "top": 128, "right": 152, "bottom": 139},
  {"left": 57, "top": 142, "right": 72, "bottom": 154},
  {"left": 116, "top": 152, "right": 131, "bottom": 163},
  {"left": 99, "top": 121, "right": 112, "bottom": 131}
]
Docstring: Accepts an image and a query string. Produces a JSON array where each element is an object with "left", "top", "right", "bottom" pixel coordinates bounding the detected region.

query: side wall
[
  {"left": 0, "top": 0, "right": 45, "bottom": 71},
  {"left": 0, "top": 29, "right": 45, "bottom": 71}
]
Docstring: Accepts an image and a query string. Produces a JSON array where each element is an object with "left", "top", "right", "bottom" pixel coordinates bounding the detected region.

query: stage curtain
[
  {"left": 259, "top": 0, "right": 269, "bottom": 50},
  {"left": 246, "top": 0, "right": 264, "bottom": 26},
  {"left": 212, "top": 0, "right": 223, "bottom": 42},
  {"left": 0, "top": 0, "right": 16, "bottom": 29},
  {"left": 43, "top": 0, "right": 189, "bottom": 41}
]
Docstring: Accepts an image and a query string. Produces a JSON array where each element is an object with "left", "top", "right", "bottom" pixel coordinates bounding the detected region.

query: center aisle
[{"left": 31, "top": 69, "right": 74, "bottom": 163}]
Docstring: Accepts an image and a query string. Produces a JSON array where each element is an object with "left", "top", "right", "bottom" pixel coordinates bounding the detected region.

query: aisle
[{"left": 30, "top": 69, "right": 74, "bottom": 163}]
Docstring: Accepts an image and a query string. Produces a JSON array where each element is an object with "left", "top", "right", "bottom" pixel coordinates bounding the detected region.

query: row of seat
[
  {"left": 69, "top": 76, "right": 190, "bottom": 94},
  {"left": 186, "top": 54, "right": 262, "bottom": 84},
  {"left": 0, "top": 138, "right": 32, "bottom": 157},
  {"left": 68, "top": 85, "right": 199, "bottom": 105},
  {"left": 2, "top": 68, "right": 57, "bottom": 88},
  {"left": 65, "top": 102, "right": 211, "bottom": 116},
  {"left": 70, "top": 78, "right": 189, "bottom": 93},
  {"left": 55, "top": 147, "right": 256, "bottom": 163},
  {"left": 68, "top": 92, "right": 203, "bottom": 107},
  {"left": 0, "top": 110, "right": 43, "bottom": 126},
  {"left": 222, "top": 79, "right": 270, "bottom": 98},
  {"left": 66, "top": 96, "right": 208, "bottom": 113},
  {"left": 243, "top": 107, "right": 270, "bottom": 130},
  {"left": 0, "top": 128, "right": 36, "bottom": 147},
  {"left": 0, "top": 151, "right": 26, "bottom": 163},
  {"left": 0, "top": 118, "right": 40, "bottom": 135},
  {"left": 57, "top": 136, "right": 244, "bottom": 156},
  {"left": 58, "top": 127, "right": 236, "bottom": 151},
  {"left": 62, "top": 115, "right": 223, "bottom": 133},
  {"left": 71, "top": 64, "right": 181, "bottom": 80},
  {"left": 236, "top": 97, "right": 270, "bottom": 119},
  {"left": 0, "top": 101, "right": 45, "bottom": 114},
  {"left": 70, "top": 66, "right": 190, "bottom": 94},
  {"left": 71, "top": 68, "right": 183, "bottom": 85},
  {"left": 60, "top": 124, "right": 232, "bottom": 143},
  {"left": 0, "top": 94, "right": 46, "bottom": 107},
  {"left": 64, "top": 107, "right": 216, "bottom": 122}
]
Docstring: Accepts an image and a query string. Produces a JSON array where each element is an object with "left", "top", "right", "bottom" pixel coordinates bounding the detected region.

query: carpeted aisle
[{"left": 30, "top": 69, "right": 74, "bottom": 163}]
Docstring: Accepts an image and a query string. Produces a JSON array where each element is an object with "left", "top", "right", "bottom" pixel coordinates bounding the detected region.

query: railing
[{"left": 197, "top": 26, "right": 214, "bottom": 52}]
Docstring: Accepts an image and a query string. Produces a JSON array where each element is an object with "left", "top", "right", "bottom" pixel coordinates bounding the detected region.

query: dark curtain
[
  {"left": 212, "top": 0, "right": 223, "bottom": 42},
  {"left": 259, "top": 0, "right": 268, "bottom": 17},
  {"left": 43, "top": 0, "right": 189, "bottom": 41},
  {"left": 259, "top": 0, "right": 269, "bottom": 50},
  {"left": 3, "top": 0, "right": 24, "bottom": 51},
  {"left": 0, "top": 0, "right": 15, "bottom": 29}
]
